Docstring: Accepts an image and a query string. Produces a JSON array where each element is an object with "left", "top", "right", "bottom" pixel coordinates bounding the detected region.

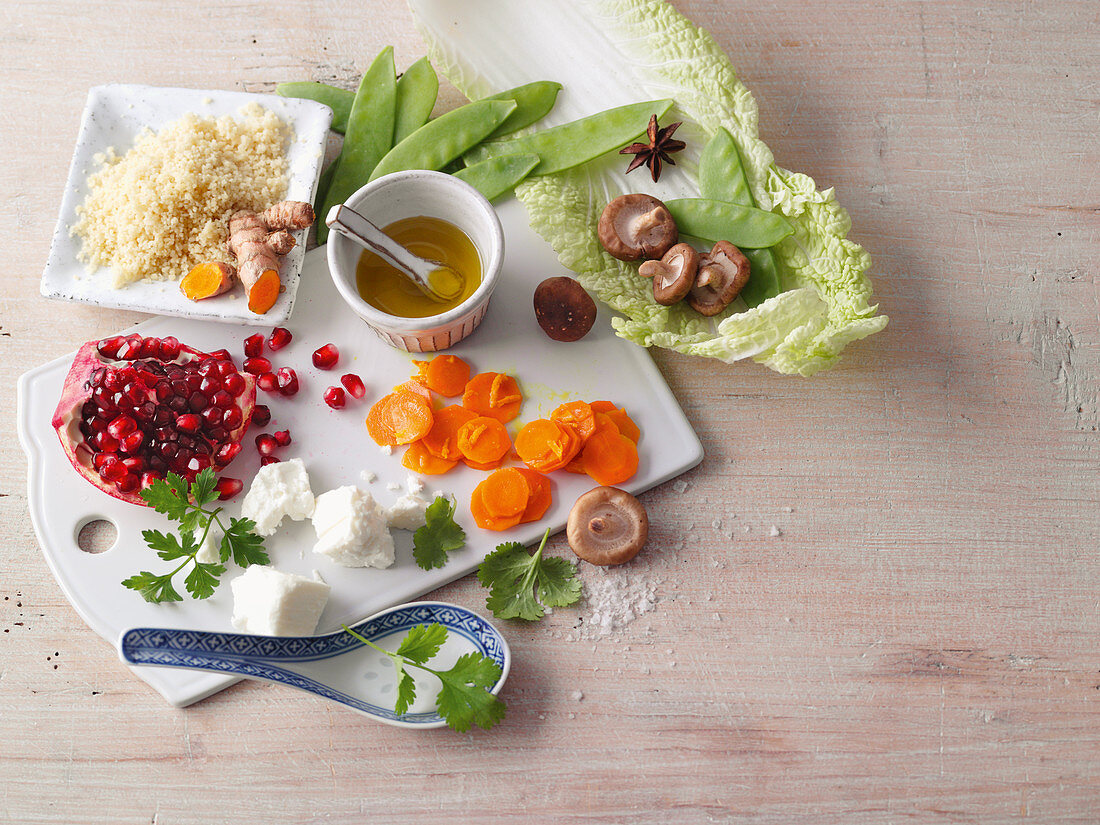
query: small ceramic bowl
[{"left": 326, "top": 170, "right": 505, "bottom": 353}]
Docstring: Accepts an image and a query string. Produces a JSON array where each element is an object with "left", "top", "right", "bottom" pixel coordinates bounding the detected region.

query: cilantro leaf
[
  {"left": 396, "top": 623, "right": 448, "bottom": 664},
  {"left": 413, "top": 495, "right": 466, "bottom": 570},
  {"left": 394, "top": 670, "right": 417, "bottom": 716},
  {"left": 189, "top": 468, "right": 219, "bottom": 508},
  {"left": 184, "top": 561, "right": 225, "bottom": 600},
  {"left": 478, "top": 529, "right": 581, "bottom": 621},
  {"left": 434, "top": 652, "right": 506, "bottom": 732},
  {"left": 122, "top": 571, "right": 183, "bottom": 603}
]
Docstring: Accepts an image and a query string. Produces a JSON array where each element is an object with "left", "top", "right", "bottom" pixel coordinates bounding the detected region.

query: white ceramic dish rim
[{"left": 326, "top": 170, "right": 505, "bottom": 334}]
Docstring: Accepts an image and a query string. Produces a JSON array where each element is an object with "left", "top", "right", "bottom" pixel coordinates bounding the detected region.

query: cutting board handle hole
[{"left": 76, "top": 518, "right": 118, "bottom": 555}]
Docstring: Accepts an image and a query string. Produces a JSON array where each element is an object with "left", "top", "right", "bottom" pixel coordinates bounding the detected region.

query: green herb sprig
[
  {"left": 477, "top": 528, "right": 582, "bottom": 621},
  {"left": 412, "top": 495, "right": 465, "bottom": 570},
  {"left": 122, "top": 469, "right": 267, "bottom": 603},
  {"left": 343, "top": 622, "right": 505, "bottom": 732}
]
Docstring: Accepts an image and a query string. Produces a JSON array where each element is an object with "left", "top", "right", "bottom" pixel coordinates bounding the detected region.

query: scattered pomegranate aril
[
  {"left": 244, "top": 334, "right": 265, "bottom": 359},
  {"left": 324, "top": 386, "right": 346, "bottom": 409},
  {"left": 255, "top": 433, "right": 278, "bottom": 456},
  {"left": 312, "top": 344, "right": 339, "bottom": 370},
  {"left": 340, "top": 373, "right": 366, "bottom": 399},
  {"left": 276, "top": 367, "right": 299, "bottom": 397},
  {"left": 260, "top": 455, "right": 281, "bottom": 466},
  {"left": 268, "top": 327, "right": 293, "bottom": 351},
  {"left": 273, "top": 430, "right": 292, "bottom": 447},
  {"left": 52, "top": 336, "right": 257, "bottom": 505},
  {"left": 252, "top": 404, "right": 271, "bottom": 427},
  {"left": 243, "top": 356, "right": 272, "bottom": 375},
  {"left": 257, "top": 372, "right": 280, "bottom": 393},
  {"left": 215, "top": 477, "right": 244, "bottom": 501}
]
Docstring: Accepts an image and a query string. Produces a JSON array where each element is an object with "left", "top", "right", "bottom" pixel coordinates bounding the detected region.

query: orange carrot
[
  {"left": 457, "top": 416, "right": 512, "bottom": 465},
  {"left": 550, "top": 401, "right": 597, "bottom": 441},
  {"left": 421, "top": 405, "right": 477, "bottom": 461},
  {"left": 514, "top": 419, "right": 582, "bottom": 472},
  {"left": 479, "top": 467, "right": 531, "bottom": 518},
  {"left": 393, "top": 379, "right": 434, "bottom": 402},
  {"left": 463, "top": 456, "right": 505, "bottom": 471},
  {"left": 515, "top": 467, "right": 552, "bottom": 523},
  {"left": 462, "top": 372, "right": 522, "bottom": 423},
  {"left": 589, "top": 400, "right": 616, "bottom": 413},
  {"left": 402, "top": 441, "right": 459, "bottom": 475},
  {"left": 581, "top": 427, "right": 639, "bottom": 486},
  {"left": 470, "top": 484, "right": 522, "bottom": 531},
  {"left": 366, "top": 391, "right": 434, "bottom": 446},
  {"left": 603, "top": 408, "right": 640, "bottom": 443},
  {"left": 424, "top": 354, "right": 471, "bottom": 397}
]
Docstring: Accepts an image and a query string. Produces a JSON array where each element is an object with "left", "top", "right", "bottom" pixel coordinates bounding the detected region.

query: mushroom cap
[
  {"left": 639, "top": 242, "right": 699, "bottom": 306},
  {"left": 533, "top": 276, "right": 598, "bottom": 342},
  {"left": 597, "top": 194, "right": 679, "bottom": 261},
  {"left": 567, "top": 486, "right": 649, "bottom": 566},
  {"left": 687, "top": 240, "right": 751, "bottom": 317}
]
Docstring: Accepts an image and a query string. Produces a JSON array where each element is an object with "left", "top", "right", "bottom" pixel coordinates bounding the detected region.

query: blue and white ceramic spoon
[{"left": 119, "top": 601, "right": 510, "bottom": 729}]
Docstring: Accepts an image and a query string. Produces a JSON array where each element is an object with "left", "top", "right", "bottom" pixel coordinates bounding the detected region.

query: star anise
[{"left": 620, "top": 115, "right": 686, "bottom": 183}]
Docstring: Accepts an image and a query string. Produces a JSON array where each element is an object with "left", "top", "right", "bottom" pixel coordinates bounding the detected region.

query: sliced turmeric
[{"left": 180, "top": 261, "right": 235, "bottom": 301}]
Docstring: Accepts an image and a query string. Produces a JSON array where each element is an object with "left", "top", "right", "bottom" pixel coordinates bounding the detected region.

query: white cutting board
[{"left": 16, "top": 199, "right": 703, "bottom": 707}]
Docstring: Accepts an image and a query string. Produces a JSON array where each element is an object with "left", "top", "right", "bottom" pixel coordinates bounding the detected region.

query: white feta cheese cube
[
  {"left": 387, "top": 491, "right": 430, "bottom": 531},
  {"left": 311, "top": 486, "right": 394, "bottom": 568},
  {"left": 194, "top": 529, "right": 221, "bottom": 565},
  {"left": 230, "top": 565, "right": 331, "bottom": 636},
  {"left": 405, "top": 474, "right": 425, "bottom": 494},
  {"left": 241, "top": 458, "right": 316, "bottom": 536}
]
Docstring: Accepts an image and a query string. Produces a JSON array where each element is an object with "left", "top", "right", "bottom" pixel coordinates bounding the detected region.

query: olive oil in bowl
[{"left": 355, "top": 216, "right": 482, "bottom": 318}]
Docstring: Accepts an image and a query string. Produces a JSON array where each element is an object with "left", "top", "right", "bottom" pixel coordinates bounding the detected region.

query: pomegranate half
[{"left": 52, "top": 334, "right": 257, "bottom": 506}]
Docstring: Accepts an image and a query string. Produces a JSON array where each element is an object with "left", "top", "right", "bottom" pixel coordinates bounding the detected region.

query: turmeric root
[
  {"left": 228, "top": 201, "right": 316, "bottom": 315},
  {"left": 180, "top": 261, "right": 235, "bottom": 301}
]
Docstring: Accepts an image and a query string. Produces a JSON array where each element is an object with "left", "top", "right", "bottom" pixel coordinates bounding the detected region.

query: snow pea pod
[
  {"left": 698, "top": 127, "right": 781, "bottom": 306},
  {"left": 276, "top": 82, "right": 354, "bottom": 133},
  {"left": 481, "top": 81, "right": 562, "bottom": 139},
  {"left": 471, "top": 98, "right": 674, "bottom": 176},
  {"left": 369, "top": 99, "right": 517, "bottom": 182},
  {"left": 454, "top": 153, "right": 540, "bottom": 202},
  {"left": 665, "top": 198, "right": 793, "bottom": 250},
  {"left": 317, "top": 47, "right": 397, "bottom": 244},
  {"left": 393, "top": 57, "right": 439, "bottom": 144}
]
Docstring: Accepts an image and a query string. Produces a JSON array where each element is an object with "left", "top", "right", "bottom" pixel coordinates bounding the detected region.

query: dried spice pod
[{"left": 533, "top": 276, "right": 597, "bottom": 342}]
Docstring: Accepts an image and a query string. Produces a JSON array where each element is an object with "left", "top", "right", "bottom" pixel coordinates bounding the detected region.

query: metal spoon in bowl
[
  {"left": 325, "top": 204, "right": 464, "bottom": 302},
  {"left": 118, "top": 601, "right": 510, "bottom": 729}
]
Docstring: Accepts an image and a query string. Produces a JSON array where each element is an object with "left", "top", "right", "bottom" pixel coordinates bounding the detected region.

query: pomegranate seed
[
  {"left": 201, "top": 407, "right": 223, "bottom": 428},
  {"left": 273, "top": 430, "right": 292, "bottom": 447},
  {"left": 268, "top": 327, "right": 292, "bottom": 351},
  {"left": 243, "top": 356, "right": 272, "bottom": 375},
  {"left": 324, "top": 386, "right": 346, "bottom": 409},
  {"left": 97, "top": 336, "right": 126, "bottom": 359},
  {"left": 340, "top": 373, "right": 366, "bottom": 399},
  {"left": 252, "top": 405, "right": 271, "bottom": 427},
  {"left": 158, "top": 337, "right": 181, "bottom": 360},
  {"left": 140, "top": 472, "right": 159, "bottom": 489},
  {"left": 116, "top": 474, "right": 141, "bottom": 494},
  {"left": 107, "top": 414, "right": 137, "bottom": 439},
  {"left": 199, "top": 376, "right": 221, "bottom": 396},
  {"left": 209, "top": 348, "right": 233, "bottom": 363},
  {"left": 255, "top": 434, "right": 278, "bottom": 456},
  {"left": 139, "top": 337, "right": 160, "bottom": 358},
  {"left": 103, "top": 460, "right": 128, "bottom": 483},
  {"left": 276, "top": 367, "right": 299, "bottom": 397},
  {"left": 244, "top": 334, "right": 264, "bottom": 359},
  {"left": 119, "top": 430, "right": 144, "bottom": 454},
  {"left": 176, "top": 414, "right": 202, "bottom": 434},
  {"left": 94, "top": 432, "right": 119, "bottom": 453},
  {"left": 122, "top": 456, "right": 145, "bottom": 473},
  {"left": 212, "top": 390, "right": 233, "bottom": 409},
  {"left": 223, "top": 372, "right": 247, "bottom": 397},
  {"left": 222, "top": 406, "right": 244, "bottom": 430},
  {"left": 257, "top": 373, "right": 279, "bottom": 393},
  {"left": 93, "top": 452, "right": 115, "bottom": 471},
  {"left": 214, "top": 442, "right": 242, "bottom": 467},
  {"left": 215, "top": 477, "right": 244, "bottom": 501},
  {"left": 312, "top": 344, "right": 339, "bottom": 370},
  {"left": 260, "top": 455, "right": 281, "bottom": 466},
  {"left": 188, "top": 391, "right": 209, "bottom": 412}
]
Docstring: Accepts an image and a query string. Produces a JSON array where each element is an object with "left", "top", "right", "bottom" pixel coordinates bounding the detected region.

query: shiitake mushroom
[{"left": 533, "top": 276, "right": 597, "bottom": 342}]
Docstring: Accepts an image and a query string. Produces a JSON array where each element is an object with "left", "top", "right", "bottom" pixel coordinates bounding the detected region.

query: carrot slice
[
  {"left": 479, "top": 467, "right": 531, "bottom": 518},
  {"left": 462, "top": 371, "right": 522, "bottom": 423},
  {"left": 401, "top": 441, "right": 459, "bottom": 475},
  {"left": 550, "top": 401, "right": 596, "bottom": 441},
  {"left": 581, "top": 427, "right": 639, "bottom": 486},
  {"left": 589, "top": 400, "right": 616, "bottom": 413},
  {"left": 421, "top": 405, "right": 477, "bottom": 461},
  {"left": 516, "top": 467, "right": 552, "bottom": 523},
  {"left": 394, "top": 379, "right": 434, "bottom": 402},
  {"left": 514, "top": 418, "right": 581, "bottom": 472},
  {"left": 366, "top": 391, "right": 434, "bottom": 446},
  {"left": 470, "top": 484, "right": 522, "bottom": 531},
  {"left": 463, "top": 456, "right": 505, "bottom": 472},
  {"left": 424, "top": 354, "right": 471, "bottom": 397},
  {"left": 603, "top": 407, "right": 640, "bottom": 444},
  {"left": 457, "top": 416, "right": 512, "bottom": 464}
]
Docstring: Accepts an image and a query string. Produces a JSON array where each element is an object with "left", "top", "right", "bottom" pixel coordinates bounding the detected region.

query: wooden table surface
[{"left": 2, "top": 1, "right": 1097, "bottom": 822}]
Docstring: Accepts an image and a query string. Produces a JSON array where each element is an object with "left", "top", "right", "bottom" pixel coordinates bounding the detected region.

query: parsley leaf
[
  {"left": 343, "top": 622, "right": 506, "bottom": 731},
  {"left": 124, "top": 469, "right": 265, "bottom": 603},
  {"left": 413, "top": 495, "right": 466, "bottom": 570},
  {"left": 478, "top": 529, "right": 582, "bottom": 621}
]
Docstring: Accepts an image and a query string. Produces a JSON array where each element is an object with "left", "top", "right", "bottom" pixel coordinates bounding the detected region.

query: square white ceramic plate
[{"left": 41, "top": 84, "right": 332, "bottom": 326}]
